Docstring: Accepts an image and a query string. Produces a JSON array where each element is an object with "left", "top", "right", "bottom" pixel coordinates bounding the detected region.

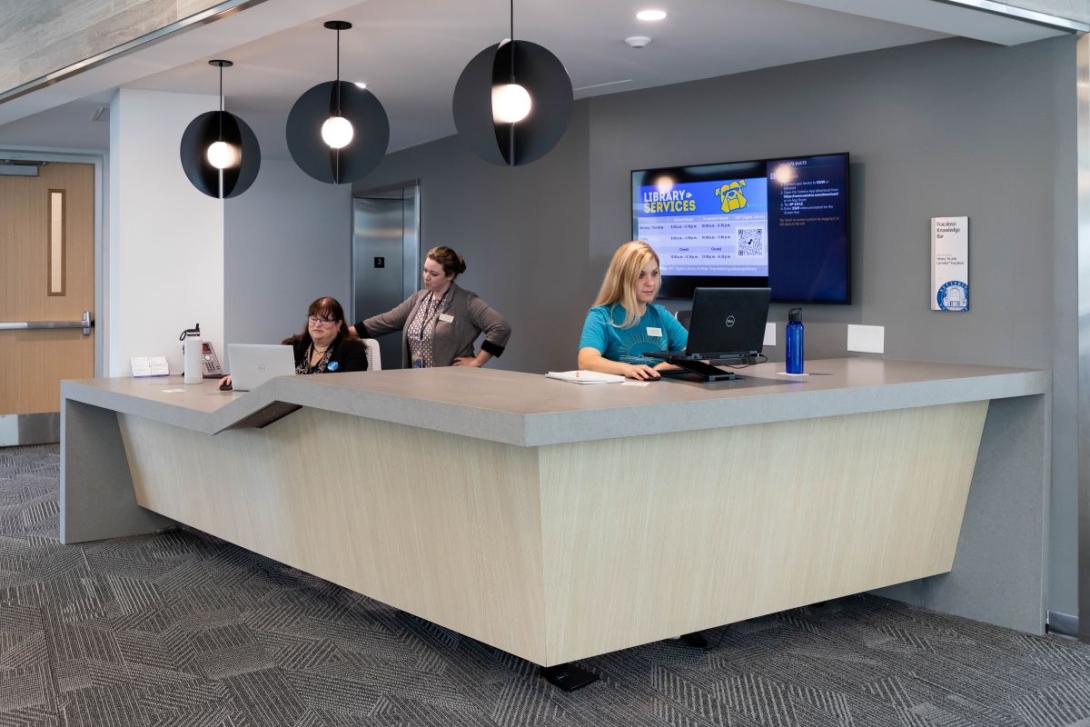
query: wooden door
[{"left": 0, "top": 162, "right": 95, "bottom": 415}]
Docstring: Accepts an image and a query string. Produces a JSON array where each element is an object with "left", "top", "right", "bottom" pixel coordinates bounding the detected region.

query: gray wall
[
  {"left": 224, "top": 158, "right": 352, "bottom": 363},
  {"left": 357, "top": 36, "right": 1077, "bottom": 617},
  {"left": 357, "top": 105, "right": 592, "bottom": 374},
  {"left": 590, "top": 38, "right": 1072, "bottom": 365}
]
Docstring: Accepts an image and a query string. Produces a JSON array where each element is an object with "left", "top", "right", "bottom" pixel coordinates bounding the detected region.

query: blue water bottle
[{"left": 786, "top": 307, "right": 804, "bottom": 374}]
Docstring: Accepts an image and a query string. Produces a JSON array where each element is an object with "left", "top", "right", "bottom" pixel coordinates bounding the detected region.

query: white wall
[
  {"left": 107, "top": 89, "right": 223, "bottom": 376},
  {"left": 222, "top": 157, "right": 352, "bottom": 363}
]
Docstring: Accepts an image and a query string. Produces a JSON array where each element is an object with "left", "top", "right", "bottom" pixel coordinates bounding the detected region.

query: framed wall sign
[{"left": 931, "top": 216, "right": 969, "bottom": 311}]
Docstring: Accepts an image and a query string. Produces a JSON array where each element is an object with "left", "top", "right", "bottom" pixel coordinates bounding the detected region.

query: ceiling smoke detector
[{"left": 625, "top": 35, "right": 652, "bottom": 48}]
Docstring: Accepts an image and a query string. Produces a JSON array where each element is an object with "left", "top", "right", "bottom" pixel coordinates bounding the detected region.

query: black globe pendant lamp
[
  {"left": 452, "top": 0, "right": 573, "bottom": 166},
  {"left": 286, "top": 21, "right": 390, "bottom": 185},
  {"left": 179, "top": 60, "right": 261, "bottom": 198}
]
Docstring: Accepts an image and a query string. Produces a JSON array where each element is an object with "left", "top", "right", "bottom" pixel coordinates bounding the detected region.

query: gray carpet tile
[{"left": 1, "top": 444, "right": 1089, "bottom": 726}]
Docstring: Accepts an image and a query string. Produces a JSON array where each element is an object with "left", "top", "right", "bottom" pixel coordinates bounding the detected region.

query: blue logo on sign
[
  {"left": 328, "top": 361, "right": 339, "bottom": 371},
  {"left": 937, "top": 281, "right": 969, "bottom": 312}
]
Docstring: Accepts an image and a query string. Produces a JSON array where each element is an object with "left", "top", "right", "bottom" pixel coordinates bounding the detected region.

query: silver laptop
[{"left": 227, "top": 344, "right": 296, "bottom": 391}]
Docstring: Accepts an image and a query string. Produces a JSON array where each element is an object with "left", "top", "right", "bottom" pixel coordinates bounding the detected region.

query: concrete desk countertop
[{"left": 60, "top": 357, "right": 1048, "bottom": 445}]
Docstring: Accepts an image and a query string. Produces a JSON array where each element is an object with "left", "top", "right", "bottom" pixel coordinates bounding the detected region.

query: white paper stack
[
  {"left": 131, "top": 356, "right": 170, "bottom": 377},
  {"left": 545, "top": 370, "right": 625, "bottom": 384}
]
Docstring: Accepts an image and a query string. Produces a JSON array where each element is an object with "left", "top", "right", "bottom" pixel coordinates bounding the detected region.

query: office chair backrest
[{"left": 363, "top": 338, "right": 381, "bottom": 371}]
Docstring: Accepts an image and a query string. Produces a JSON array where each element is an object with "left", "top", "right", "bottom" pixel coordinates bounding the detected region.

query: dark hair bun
[{"left": 427, "top": 246, "right": 466, "bottom": 277}]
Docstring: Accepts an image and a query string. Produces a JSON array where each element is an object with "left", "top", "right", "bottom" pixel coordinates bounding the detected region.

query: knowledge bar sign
[{"left": 931, "top": 216, "right": 969, "bottom": 312}]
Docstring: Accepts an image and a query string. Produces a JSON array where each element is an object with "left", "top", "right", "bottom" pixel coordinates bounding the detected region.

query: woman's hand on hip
[{"left": 452, "top": 356, "right": 481, "bottom": 367}]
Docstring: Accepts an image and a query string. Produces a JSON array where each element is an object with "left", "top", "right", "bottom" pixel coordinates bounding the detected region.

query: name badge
[
  {"left": 646, "top": 326, "right": 663, "bottom": 337},
  {"left": 438, "top": 313, "right": 454, "bottom": 323}
]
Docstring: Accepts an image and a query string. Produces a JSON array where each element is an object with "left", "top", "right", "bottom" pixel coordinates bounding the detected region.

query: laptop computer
[
  {"left": 647, "top": 287, "right": 771, "bottom": 381},
  {"left": 227, "top": 343, "right": 296, "bottom": 391}
]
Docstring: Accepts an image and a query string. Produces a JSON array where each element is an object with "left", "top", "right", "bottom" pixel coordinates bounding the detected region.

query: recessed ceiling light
[
  {"left": 354, "top": 81, "right": 367, "bottom": 89},
  {"left": 636, "top": 9, "right": 667, "bottom": 22}
]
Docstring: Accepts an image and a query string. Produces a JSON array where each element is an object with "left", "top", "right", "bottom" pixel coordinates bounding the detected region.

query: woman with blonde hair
[{"left": 578, "top": 240, "right": 688, "bottom": 380}]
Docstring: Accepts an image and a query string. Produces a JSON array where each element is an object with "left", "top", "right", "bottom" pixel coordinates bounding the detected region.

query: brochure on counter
[{"left": 545, "top": 370, "right": 625, "bottom": 384}]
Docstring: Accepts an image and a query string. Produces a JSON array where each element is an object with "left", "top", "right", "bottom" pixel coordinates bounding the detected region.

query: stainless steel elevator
[{"left": 352, "top": 182, "right": 420, "bottom": 369}]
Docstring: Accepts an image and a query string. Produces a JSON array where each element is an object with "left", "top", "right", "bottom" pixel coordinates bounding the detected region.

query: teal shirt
[{"left": 579, "top": 304, "right": 689, "bottom": 366}]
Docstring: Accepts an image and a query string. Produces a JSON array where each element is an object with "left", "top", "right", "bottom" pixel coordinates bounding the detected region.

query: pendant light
[
  {"left": 452, "top": 0, "right": 573, "bottom": 166},
  {"left": 286, "top": 21, "right": 390, "bottom": 185},
  {"left": 179, "top": 60, "right": 261, "bottom": 198}
]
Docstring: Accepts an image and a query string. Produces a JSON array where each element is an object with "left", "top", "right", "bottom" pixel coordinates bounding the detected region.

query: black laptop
[{"left": 647, "top": 287, "right": 771, "bottom": 381}]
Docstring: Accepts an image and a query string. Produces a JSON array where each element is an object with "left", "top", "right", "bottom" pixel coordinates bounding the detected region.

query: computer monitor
[
  {"left": 227, "top": 343, "right": 296, "bottom": 391},
  {"left": 648, "top": 287, "right": 771, "bottom": 381},
  {"left": 684, "top": 287, "right": 771, "bottom": 359}
]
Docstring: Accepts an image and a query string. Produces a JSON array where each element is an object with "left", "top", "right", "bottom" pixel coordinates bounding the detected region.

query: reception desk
[{"left": 60, "top": 358, "right": 1049, "bottom": 669}]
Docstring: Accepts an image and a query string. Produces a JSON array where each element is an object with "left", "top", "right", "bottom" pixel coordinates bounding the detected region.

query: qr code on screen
[{"left": 737, "top": 228, "right": 764, "bottom": 257}]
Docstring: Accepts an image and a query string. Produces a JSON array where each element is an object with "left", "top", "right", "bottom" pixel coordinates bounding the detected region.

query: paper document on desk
[{"left": 545, "top": 370, "right": 625, "bottom": 384}]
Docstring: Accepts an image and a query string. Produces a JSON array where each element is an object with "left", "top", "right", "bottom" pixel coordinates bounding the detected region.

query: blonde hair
[{"left": 592, "top": 241, "right": 661, "bottom": 329}]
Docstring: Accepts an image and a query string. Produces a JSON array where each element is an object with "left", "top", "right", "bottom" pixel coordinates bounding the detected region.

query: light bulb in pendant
[
  {"left": 321, "top": 116, "right": 354, "bottom": 148},
  {"left": 491, "top": 83, "right": 532, "bottom": 123},
  {"left": 206, "top": 140, "right": 241, "bottom": 169}
]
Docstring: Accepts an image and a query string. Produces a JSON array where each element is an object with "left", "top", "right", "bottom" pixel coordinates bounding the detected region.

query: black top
[{"left": 283, "top": 334, "right": 368, "bottom": 373}]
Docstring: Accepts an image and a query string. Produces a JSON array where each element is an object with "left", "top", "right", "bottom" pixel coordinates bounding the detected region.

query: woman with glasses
[
  {"left": 350, "top": 246, "right": 510, "bottom": 369},
  {"left": 219, "top": 296, "right": 366, "bottom": 389},
  {"left": 290, "top": 296, "right": 367, "bottom": 374}
]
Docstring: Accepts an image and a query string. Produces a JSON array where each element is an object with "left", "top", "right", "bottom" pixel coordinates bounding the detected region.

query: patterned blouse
[
  {"left": 406, "top": 289, "right": 452, "bottom": 368},
  {"left": 296, "top": 343, "right": 333, "bottom": 374}
]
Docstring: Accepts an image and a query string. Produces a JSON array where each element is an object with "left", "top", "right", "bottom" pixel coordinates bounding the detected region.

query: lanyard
[{"left": 418, "top": 288, "right": 450, "bottom": 341}]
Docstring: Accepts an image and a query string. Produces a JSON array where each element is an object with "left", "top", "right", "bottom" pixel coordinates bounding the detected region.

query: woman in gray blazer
[{"left": 350, "top": 246, "right": 511, "bottom": 368}]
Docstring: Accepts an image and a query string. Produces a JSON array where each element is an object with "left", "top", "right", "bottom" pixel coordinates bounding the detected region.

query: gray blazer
[{"left": 357, "top": 284, "right": 511, "bottom": 368}]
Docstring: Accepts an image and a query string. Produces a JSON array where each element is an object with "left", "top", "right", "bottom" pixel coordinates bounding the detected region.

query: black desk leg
[
  {"left": 540, "top": 663, "right": 600, "bottom": 691},
  {"left": 679, "top": 631, "right": 711, "bottom": 649}
]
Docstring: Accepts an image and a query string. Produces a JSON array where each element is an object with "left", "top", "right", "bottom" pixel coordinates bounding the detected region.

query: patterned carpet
[{"left": 3, "top": 445, "right": 1090, "bottom": 726}]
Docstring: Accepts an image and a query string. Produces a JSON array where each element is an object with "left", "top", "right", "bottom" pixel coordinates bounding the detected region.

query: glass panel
[{"left": 48, "top": 190, "right": 64, "bottom": 295}]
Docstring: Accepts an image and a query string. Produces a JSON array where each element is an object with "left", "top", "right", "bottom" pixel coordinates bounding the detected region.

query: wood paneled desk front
[{"left": 60, "top": 359, "right": 1049, "bottom": 672}]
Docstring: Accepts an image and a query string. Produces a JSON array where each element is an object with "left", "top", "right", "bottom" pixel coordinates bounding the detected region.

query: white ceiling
[
  {"left": 0, "top": 0, "right": 1021, "bottom": 157},
  {"left": 126, "top": 0, "right": 947, "bottom": 156},
  {"left": 0, "top": 99, "right": 111, "bottom": 152},
  {"left": 787, "top": 0, "right": 1077, "bottom": 43}
]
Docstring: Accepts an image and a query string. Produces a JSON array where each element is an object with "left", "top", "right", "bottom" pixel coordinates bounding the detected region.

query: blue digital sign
[{"left": 632, "top": 153, "right": 851, "bottom": 304}]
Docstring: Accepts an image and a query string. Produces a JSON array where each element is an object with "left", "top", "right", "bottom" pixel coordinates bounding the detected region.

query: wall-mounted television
[{"left": 631, "top": 152, "right": 851, "bottom": 303}]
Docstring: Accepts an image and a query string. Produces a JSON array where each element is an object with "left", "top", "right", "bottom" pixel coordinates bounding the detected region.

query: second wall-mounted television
[{"left": 631, "top": 152, "right": 851, "bottom": 303}]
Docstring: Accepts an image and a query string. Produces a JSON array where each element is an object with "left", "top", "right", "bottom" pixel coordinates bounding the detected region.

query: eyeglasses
[{"left": 308, "top": 315, "right": 338, "bottom": 325}]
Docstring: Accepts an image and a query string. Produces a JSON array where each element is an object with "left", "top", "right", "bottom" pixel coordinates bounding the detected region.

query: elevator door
[{"left": 352, "top": 184, "right": 419, "bottom": 369}]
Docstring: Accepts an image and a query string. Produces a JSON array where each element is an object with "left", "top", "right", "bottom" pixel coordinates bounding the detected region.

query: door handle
[{"left": 0, "top": 311, "right": 95, "bottom": 336}]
